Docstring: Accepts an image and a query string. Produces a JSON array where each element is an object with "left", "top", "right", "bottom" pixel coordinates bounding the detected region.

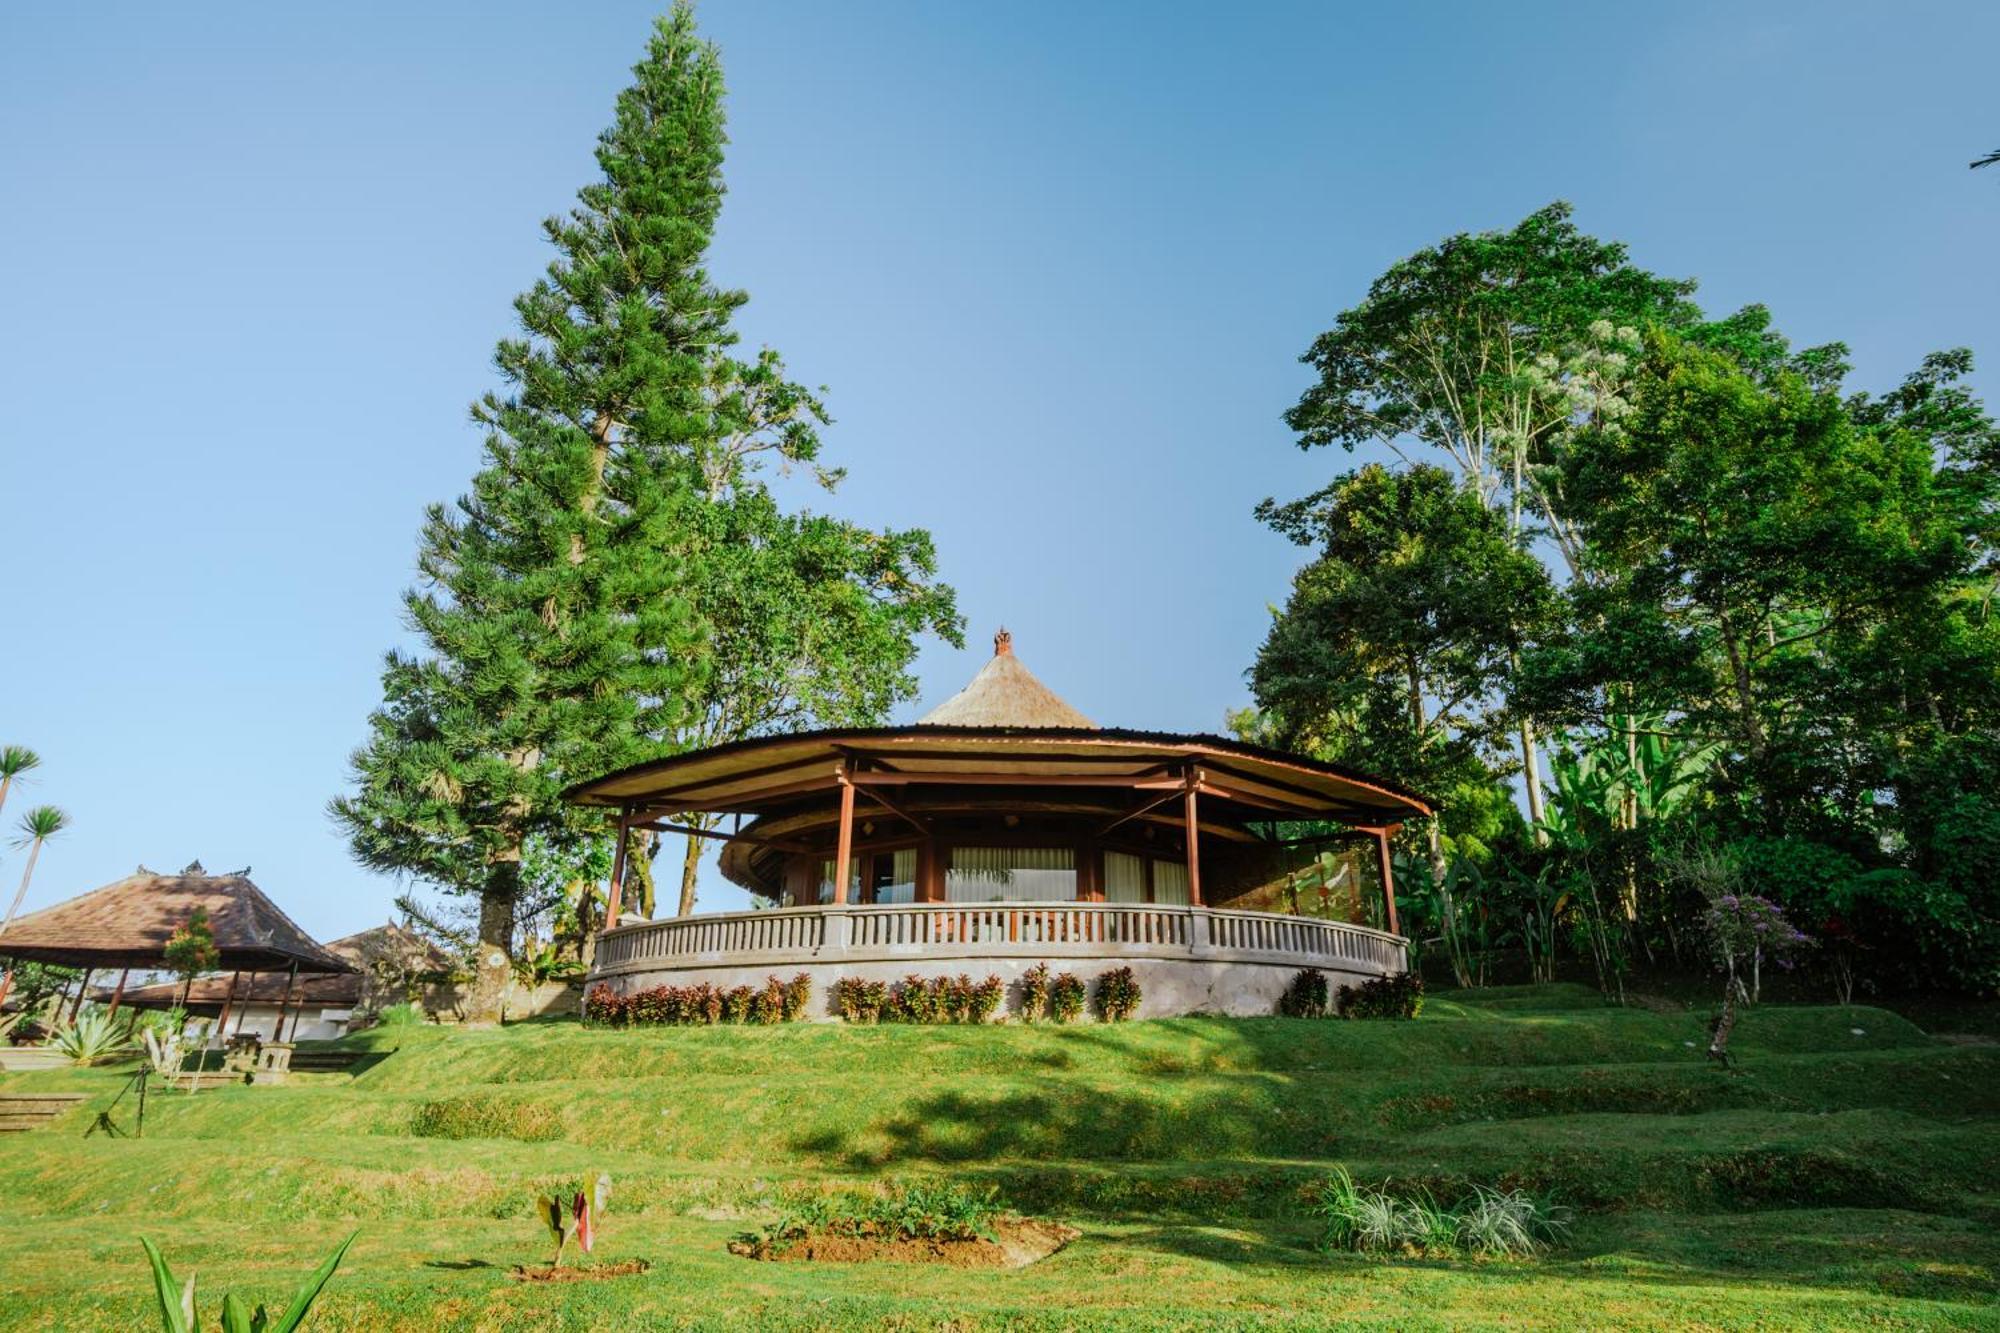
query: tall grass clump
[{"left": 1311, "top": 1166, "right": 1569, "bottom": 1259}]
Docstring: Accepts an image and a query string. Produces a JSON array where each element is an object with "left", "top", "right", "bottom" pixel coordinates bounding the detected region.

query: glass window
[
  {"left": 946, "top": 847, "right": 1076, "bottom": 902},
  {"left": 1152, "top": 858, "right": 1190, "bottom": 905},
  {"left": 1104, "top": 851, "right": 1146, "bottom": 903},
  {"left": 816, "top": 858, "right": 860, "bottom": 905},
  {"left": 871, "top": 848, "right": 918, "bottom": 905}
]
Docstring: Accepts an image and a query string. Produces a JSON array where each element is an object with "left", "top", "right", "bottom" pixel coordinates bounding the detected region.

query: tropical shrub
[
  {"left": 585, "top": 979, "right": 812, "bottom": 1028},
  {"left": 1049, "top": 971, "right": 1086, "bottom": 1023},
  {"left": 967, "top": 974, "right": 1005, "bottom": 1023},
  {"left": 1336, "top": 973, "right": 1423, "bottom": 1020},
  {"left": 1279, "top": 967, "right": 1329, "bottom": 1018},
  {"left": 53, "top": 1007, "right": 132, "bottom": 1062},
  {"left": 537, "top": 1169, "right": 612, "bottom": 1269},
  {"left": 6, "top": 1016, "right": 48, "bottom": 1047},
  {"left": 1017, "top": 962, "right": 1051, "bottom": 1022},
  {"left": 889, "top": 975, "right": 945, "bottom": 1024},
  {"left": 883, "top": 974, "right": 1005, "bottom": 1023},
  {"left": 583, "top": 985, "right": 628, "bottom": 1026},
  {"left": 141, "top": 1229, "right": 356, "bottom": 1332},
  {"left": 750, "top": 1180, "right": 1001, "bottom": 1249},
  {"left": 781, "top": 972, "right": 812, "bottom": 1021},
  {"left": 374, "top": 1002, "right": 421, "bottom": 1027},
  {"left": 832, "top": 977, "right": 890, "bottom": 1023},
  {"left": 1311, "top": 1165, "right": 1569, "bottom": 1258},
  {"left": 1095, "top": 966, "right": 1141, "bottom": 1021}
]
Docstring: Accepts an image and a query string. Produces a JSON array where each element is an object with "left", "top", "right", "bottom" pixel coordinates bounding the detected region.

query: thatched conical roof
[
  {"left": 0, "top": 866, "right": 354, "bottom": 973},
  {"left": 917, "top": 629, "right": 1096, "bottom": 729}
]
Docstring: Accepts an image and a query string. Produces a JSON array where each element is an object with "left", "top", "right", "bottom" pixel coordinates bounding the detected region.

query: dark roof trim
[{"left": 564, "top": 724, "right": 1433, "bottom": 816}]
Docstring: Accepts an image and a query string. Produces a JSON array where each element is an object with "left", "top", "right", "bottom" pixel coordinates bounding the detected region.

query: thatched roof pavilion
[
  {"left": 0, "top": 864, "right": 352, "bottom": 973},
  {"left": 568, "top": 631, "right": 1431, "bottom": 1020},
  {"left": 0, "top": 863, "right": 352, "bottom": 1031}
]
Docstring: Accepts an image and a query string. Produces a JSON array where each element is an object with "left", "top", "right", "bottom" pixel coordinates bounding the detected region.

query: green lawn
[{"left": 0, "top": 984, "right": 1994, "bottom": 1330}]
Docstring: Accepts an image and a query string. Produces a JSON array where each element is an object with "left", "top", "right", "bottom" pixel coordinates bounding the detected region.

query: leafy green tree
[
  {"left": 0, "top": 804, "right": 69, "bottom": 1012},
  {"left": 1250, "top": 464, "right": 1553, "bottom": 876},
  {"left": 1284, "top": 203, "right": 1697, "bottom": 826},
  {"left": 1538, "top": 332, "right": 1970, "bottom": 816},
  {"left": 0, "top": 746, "right": 39, "bottom": 823},
  {"left": 664, "top": 487, "right": 958, "bottom": 914}
]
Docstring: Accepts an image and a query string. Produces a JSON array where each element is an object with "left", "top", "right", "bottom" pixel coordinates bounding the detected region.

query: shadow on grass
[{"left": 422, "top": 1258, "right": 499, "bottom": 1271}]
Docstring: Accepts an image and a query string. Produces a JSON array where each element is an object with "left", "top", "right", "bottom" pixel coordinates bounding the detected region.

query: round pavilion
[{"left": 568, "top": 631, "right": 1430, "bottom": 1018}]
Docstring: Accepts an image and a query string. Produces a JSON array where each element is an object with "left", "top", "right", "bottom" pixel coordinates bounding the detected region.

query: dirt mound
[
  {"left": 510, "top": 1259, "right": 651, "bottom": 1282},
  {"left": 731, "top": 1217, "right": 1078, "bottom": 1268}
]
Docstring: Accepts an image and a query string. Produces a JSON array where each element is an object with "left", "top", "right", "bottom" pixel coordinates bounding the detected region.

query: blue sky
[{"left": 3, "top": 1, "right": 1995, "bottom": 939}]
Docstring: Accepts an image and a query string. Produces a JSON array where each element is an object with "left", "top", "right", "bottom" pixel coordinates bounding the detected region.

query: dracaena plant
[
  {"left": 537, "top": 1170, "right": 612, "bottom": 1268},
  {"left": 141, "top": 1230, "right": 356, "bottom": 1332}
]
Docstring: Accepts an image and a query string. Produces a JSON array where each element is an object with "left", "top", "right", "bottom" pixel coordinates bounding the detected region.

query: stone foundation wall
[{"left": 587, "top": 955, "right": 1389, "bottom": 1022}]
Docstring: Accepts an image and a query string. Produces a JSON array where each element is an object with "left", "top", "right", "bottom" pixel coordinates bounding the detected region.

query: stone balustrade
[{"left": 592, "top": 902, "right": 1404, "bottom": 982}]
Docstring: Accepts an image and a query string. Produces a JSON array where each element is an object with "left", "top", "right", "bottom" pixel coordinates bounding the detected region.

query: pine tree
[
  {"left": 334, "top": 6, "right": 738, "bottom": 1021},
  {"left": 335, "top": 4, "right": 960, "bottom": 1011}
]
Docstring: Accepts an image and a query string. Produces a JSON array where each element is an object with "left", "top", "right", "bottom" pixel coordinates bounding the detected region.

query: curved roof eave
[{"left": 563, "top": 724, "right": 1433, "bottom": 821}]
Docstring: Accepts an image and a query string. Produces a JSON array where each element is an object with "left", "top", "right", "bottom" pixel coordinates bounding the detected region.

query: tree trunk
[
  {"left": 677, "top": 834, "right": 702, "bottom": 918},
  {"left": 1519, "top": 718, "right": 1546, "bottom": 839},
  {"left": 467, "top": 862, "right": 520, "bottom": 1026},
  {"left": 630, "top": 829, "right": 658, "bottom": 919},
  {"left": 1, "top": 838, "right": 45, "bottom": 936}
]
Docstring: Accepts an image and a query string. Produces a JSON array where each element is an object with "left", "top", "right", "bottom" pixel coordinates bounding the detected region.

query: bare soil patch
[
  {"left": 730, "top": 1217, "right": 1078, "bottom": 1268},
  {"left": 509, "top": 1259, "right": 651, "bottom": 1282}
]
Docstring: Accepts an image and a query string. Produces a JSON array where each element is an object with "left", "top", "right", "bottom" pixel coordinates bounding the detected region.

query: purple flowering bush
[{"left": 1706, "top": 892, "right": 1811, "bottom": 1004}]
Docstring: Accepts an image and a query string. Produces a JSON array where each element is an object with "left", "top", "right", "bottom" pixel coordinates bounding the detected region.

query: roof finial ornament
[
  {"left": 182, "top": 859, "right": 205, "bottom": 876},
  {"left": 994, "top": 627, "right": 1013, "bottom": 657}
]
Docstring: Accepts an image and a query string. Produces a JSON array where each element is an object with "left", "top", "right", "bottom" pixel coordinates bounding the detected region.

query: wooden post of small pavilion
[
  {"left": 1372, "top": 827, "right": 1400, "bottom": 937},
  {"left": 832, "top": 768, "right": 856, "bottom": 906},
  {"left": 68, "top": 968, "right": 94, "bottom": 1022},
  {"left": 1182, "top": 771, "right": 1204, "bottom": 908},
  {"left": 214, "top": 971, "right": 242, "bottom": 1040},
  {"left": 272, "top": 961, "right": 299, "bottom": 1042},
  {"left": 105, "top": 968, "right": 130, "bottom": 1023},
  {"left": 603, "top": 810, "right": 630, "bottom": 931}
]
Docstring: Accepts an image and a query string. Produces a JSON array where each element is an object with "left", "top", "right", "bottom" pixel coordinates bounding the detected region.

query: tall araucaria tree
[{"left": 334, "top": 4, "right": 958, "bottom": 1013}]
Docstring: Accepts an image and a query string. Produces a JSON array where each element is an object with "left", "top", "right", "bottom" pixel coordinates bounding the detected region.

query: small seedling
[{"left": 537, "top": 1170, "right": 612, "bottom": 1269}]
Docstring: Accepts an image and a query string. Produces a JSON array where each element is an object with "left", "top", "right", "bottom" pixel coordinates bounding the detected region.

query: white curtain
[
  {"left": 1152, "top": 858, "right": 1190, "bottom": 905},
  {"left": 1104, "top": 851, "right": 1146, "bottom": 903},
  {"left": 876, "top": 848, "right": 918, "bottom": 905},
  {"left": 946, "top": 847, "right": 1077, "bottom": 902}
]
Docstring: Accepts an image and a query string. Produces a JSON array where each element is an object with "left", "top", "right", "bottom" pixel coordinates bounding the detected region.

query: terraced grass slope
[{"left": 0, "top": 984, "right": 1993, "bottom": 1329}]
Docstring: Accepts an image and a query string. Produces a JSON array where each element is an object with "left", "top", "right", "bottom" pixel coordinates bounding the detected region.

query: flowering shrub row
[
  {"left": 1278, "top": 968, "right": 1422, "bottom": 1019},
  {"left": 834, "top": 973, "right": 1005, "bottom": 1024},
  {"left": 1335, "top": 972, "right": 1424, "bottom": 1020},
  {"left": 584, "top": 974, "right": 811, "bottom": 1027},
  {"left": 831, "top": 964, "right": 1139, "bottom": 1024}
]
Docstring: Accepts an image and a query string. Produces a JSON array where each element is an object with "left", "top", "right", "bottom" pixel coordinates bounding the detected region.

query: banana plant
[
  {"left": 538, "top": 1170, "right": 612, "bottom": 1269},
  {"left": 141, "top": 1231, "right": 356, "bottom": 1332}
]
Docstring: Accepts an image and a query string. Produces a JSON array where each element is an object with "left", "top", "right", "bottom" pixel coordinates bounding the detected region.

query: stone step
[{"left": 0, "top": 1093, "right": 88, "bottom": 1132}]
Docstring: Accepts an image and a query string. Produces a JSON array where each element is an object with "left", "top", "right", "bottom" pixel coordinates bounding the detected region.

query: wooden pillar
[
  {"left": 272, "top": 962, "right": 298, "bottom": 1042},
  {"left": 214, "top": 971, "right": 242, "bottom": 1040},
  {"left": 1374, "top": 829, "right": 1400, "bottom": 937},
  {"left": 105, "top": 968, "right": 130, "bottom": 1023},
  {"left": 1182, "top": 775, "right": 1204, "bottom": 908},
  {"left": 832, "top": 772, "right": 856, "bottom": 906},
  {"left": 603, "top": 811, "right": 630, "bottom": 931},
  {"left": 69, "top": 968, "right": 94, "bottom": 1022}
]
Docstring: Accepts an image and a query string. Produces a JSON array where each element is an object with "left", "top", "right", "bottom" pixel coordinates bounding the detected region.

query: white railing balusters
[{"left": 591, "top": 902, "right": 1404, "bottom": 980}]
